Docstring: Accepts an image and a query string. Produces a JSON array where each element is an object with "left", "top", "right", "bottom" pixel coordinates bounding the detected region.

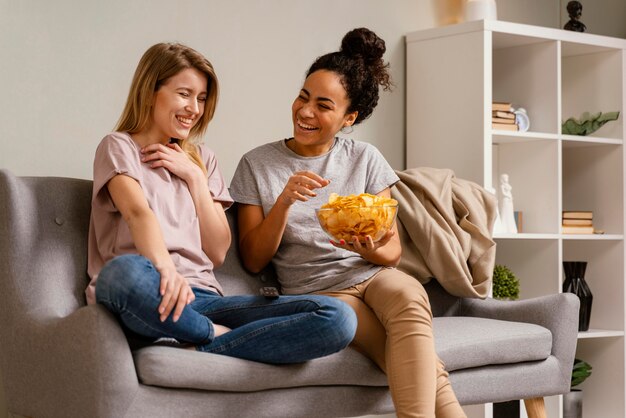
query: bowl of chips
[{"left": 316, "top": 193, "right": 399, "bottom": 243}]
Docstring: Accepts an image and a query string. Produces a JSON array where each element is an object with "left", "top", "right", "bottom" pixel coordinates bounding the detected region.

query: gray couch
[{"left": 0, "top": 170, "right": 579, "bottom": 418}]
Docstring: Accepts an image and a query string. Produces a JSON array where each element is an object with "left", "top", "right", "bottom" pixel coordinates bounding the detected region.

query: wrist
[
  {"left": 277, "top": 192, "right": 295, "bottom": 207},
  {"left": 186, "top": 171, "right": 211, "bottom": 196},
  {"left": 154, "top": 258, "right": 176, "bottom": 273}
]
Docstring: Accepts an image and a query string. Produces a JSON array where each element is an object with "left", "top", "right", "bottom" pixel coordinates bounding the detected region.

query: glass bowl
[{"left": 315, "top": 205, "right": 398, "bottom": 243}]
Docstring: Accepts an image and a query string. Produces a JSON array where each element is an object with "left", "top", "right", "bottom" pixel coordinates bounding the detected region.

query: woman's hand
[
  {"left": 156, "top": 262, "right": 196, "bottom": 323},
  {"left": 141, "top": 142, "right": 204, "bottom": 183},
  {"left": 330, "top": 229, "right": 395, "bottom": 258},
  {"left": 278, "top": 171, "right": 330, "bottom": 206}
]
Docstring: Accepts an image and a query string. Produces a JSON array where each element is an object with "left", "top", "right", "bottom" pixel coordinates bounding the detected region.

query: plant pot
[
  {"left": 563, "top": 389, "right": 583, "bottom": 418},
  {"left": 562, "top": 261, "right": 593, "bottom": 331}
]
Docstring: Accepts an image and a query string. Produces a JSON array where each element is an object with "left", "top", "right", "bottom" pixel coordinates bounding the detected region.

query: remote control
[{"left": 260, "top": 286, "right": 280, "bottom": 299}]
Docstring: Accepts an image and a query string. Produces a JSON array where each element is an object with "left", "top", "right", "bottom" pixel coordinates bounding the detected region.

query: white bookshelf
[{"left": 406, "top": 20, "right": 626, "bottom": 418}]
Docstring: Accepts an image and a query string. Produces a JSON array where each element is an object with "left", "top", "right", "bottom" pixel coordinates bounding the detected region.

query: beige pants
[{"left": 319, "top": 268, "right": 466, "bottom": 418}]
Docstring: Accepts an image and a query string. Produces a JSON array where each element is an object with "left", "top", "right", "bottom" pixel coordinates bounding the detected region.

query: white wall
[
  {"left": 0, "top": 0, "right": 436, "bottom": 183},
  {"left": 0, "top": 0, "right": 572, "bottom": 184}
]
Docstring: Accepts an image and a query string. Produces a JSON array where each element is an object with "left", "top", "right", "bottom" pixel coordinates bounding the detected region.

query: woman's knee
[
  {"left": 315, "top": 296, "right": 358, "bottom": 348},
  {"left": 368, "top": 271, "right": 433, "bottom": 325},
  {"left": 95, "top": 254, "right": 159, "bottom": 303}
]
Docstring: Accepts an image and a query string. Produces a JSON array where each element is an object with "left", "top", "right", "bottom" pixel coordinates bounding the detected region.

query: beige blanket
[{"left": 391, "top": 167, "right": 497, "bottom": 299}]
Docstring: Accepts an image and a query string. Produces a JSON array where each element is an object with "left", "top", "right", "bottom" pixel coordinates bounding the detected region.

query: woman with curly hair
[{"left": 231, "top": 28, "right": 466, "bottom": 417}]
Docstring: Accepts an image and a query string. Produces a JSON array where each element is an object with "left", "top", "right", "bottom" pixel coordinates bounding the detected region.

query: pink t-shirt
[{"left": 86, "top": 132, "right": 233, "bottom": 305}]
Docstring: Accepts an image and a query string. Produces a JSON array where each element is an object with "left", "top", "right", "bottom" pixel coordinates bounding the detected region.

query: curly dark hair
[{"left": 306, "top": 28, "right": 392, "bottom": 125}]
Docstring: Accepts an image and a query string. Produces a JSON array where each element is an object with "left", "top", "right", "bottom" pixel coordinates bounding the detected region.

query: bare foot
[{"left": 214, "top": 323, "right": 232, "bottom": 337}]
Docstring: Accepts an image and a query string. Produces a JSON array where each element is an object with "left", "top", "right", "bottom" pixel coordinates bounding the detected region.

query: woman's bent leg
[
  {"left": 96, "top": 255, "right": 356, "bottom": 363},
  {"left": 363, "top": 269, "right": 465, "bottom": 418},
  {"left": 95, "top": 254, "right": 213, "bottom": 345},
  {"left": 318, "top": 289, "right": 388, "bottom": 372},
  {"left": 195, "top": 294, "right": 357, "bottom": 364}
]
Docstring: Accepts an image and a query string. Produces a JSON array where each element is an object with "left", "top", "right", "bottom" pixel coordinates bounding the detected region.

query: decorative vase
[
  {"left": 464, "top": 0, "right": 498, "bottom": 22},
  {"left": 434, "top": 0, "right": 465, "bottom": 26},
  {"left": 563, "top": 389, "right": 583, "bottom": 418},
  {"left": 562, "top": 261, "right": 593, "bottom": 331}
]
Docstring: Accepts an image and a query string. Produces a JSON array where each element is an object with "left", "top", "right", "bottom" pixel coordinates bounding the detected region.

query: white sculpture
[
  {"left": 487, "top": 186, "right": 505, "bottom": 235},
  {"left": 499, "top": 174, "right": 518, "bottom": 234}
]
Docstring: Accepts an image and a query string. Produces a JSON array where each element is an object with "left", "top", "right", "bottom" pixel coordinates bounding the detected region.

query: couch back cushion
[
  {"left": 0, "top": 170, "right": 450, "bottom": 321},
  {"left": 424, "top": 280, "right": 462, "bottom": 317},
  {"left": 0, "top": 171, "right": 92, "bottom": 320},
  {"left": 215, "top": 205, "right": 280, "bottom": 295}
]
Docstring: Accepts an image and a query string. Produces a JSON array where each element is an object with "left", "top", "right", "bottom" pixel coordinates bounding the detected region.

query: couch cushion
[
  {"left": 433, "top": 317, "right": 552, "bottom": 371},
  {"left": 134, "top": 345, "right": 388, "bottom": 392}
]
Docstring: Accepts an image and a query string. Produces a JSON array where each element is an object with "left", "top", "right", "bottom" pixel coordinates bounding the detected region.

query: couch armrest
[
  {"left": 457, "top": 293, "right": 580, "bottom": 393},
  {"left": 3, "top": 304, "right": 139, "bottom": 418}
]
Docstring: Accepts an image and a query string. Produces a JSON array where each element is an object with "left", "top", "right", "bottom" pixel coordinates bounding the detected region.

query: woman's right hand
[
  {"left": 156, "top": 263, "right": 195, "bottom": 323},
  {"left": 278, "top": 171, "right": 330, "bottom": 206}
]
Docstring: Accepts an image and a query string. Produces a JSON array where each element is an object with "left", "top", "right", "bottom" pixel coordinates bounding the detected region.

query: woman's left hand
[
  {"left": 141, "top": 142, "right": 203, "bottom": 182},
  {"left": 330, "top": 229, "right": 395, "bottom": 257}
]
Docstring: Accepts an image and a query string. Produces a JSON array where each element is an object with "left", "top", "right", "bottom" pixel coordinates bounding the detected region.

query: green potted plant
[
  {"left": 564, "top": 358, "right": 592, "bottom": 418},
  {"left": 491, "top": 264, "right": 522, "bottom": 418},
  {"left": 492, "top": 264, "right": 520, "bottom": 300}
]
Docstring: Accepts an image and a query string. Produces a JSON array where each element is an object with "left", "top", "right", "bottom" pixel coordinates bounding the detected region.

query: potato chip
[{"left": 316, "top": 193, "right": 398, "bottom": 243}]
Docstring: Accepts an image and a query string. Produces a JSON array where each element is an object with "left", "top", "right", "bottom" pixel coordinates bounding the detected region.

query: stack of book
[
  {"left": 562, "top": 211, "right": 594, "bottom": 234},
  {"left": 492, "top": 102, "right": 518, "bottom": 131}
]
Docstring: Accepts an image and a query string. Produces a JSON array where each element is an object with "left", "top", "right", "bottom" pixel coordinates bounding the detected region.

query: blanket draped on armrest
[{"left": 391, "top": 167, "right": 497, "bottom": 299}]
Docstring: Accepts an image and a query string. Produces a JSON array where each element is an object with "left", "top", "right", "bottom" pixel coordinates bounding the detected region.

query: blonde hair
[{"left": 116, "top": 43, "right": 219, "bottom": 174}]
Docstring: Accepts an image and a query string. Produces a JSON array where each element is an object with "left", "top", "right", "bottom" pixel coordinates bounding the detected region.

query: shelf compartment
[
  {"left": 574, "top": 338, "right": 625, "bottom": 418},
  {"left": 494, "top": 239, "right": 560, "bottom": 299},
  {"left": 562, "top": 144, "right": 624, "bottom": 235},
  {"left": 493, "top": 37, "right": 558, "bottom": 134},
  {"left": 563, "top": 240, "right": 624, "bottom": 332},
  {"left": 561, "top": 46, "right": 623, "bottom": 140},
  {"left": 493, "top": 140, "right": 559, "bottom": 234}
]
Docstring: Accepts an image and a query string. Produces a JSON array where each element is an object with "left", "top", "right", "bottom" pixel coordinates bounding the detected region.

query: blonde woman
[{"left": 87, "top": 43, "right": 356, "bottom": 362}]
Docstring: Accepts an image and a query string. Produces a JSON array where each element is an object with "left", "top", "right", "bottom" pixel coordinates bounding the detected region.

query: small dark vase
[{"left": 563, "top": 261, "right": 593, "bottom": 331}]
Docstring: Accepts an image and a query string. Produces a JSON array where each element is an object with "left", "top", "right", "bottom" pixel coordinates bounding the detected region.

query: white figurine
[
  {"left": 487, "top": 186, "right": 506, "bottom": 235},
  {"left": 499, "top": 174, "right": 518, "bottom": 234}
]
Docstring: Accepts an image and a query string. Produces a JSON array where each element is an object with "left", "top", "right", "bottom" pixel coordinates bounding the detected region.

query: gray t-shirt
[{"left": 230, "top": 137, "right": 399, "bottom": 294}]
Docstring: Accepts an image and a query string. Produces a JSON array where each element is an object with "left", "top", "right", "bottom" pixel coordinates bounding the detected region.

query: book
[
  {"left": 492, "top": 117, "right": 516, "bottom": 124},
  {"left": 562, "top": 219, "right": 593, "bottom": 226},
  {"left": 493, "top": 102, "right": 512, "bottom": 112},
  {"left": 492, "top": 110, "right": 515, "bottom": 119},
  {"left": 492, "top": 122, "right": 518, "bottom": 131},
  {"left": 562, "top": 211, "right": 593, "bottom": 220},
  {"left": 562, "top": 225, "right": 594, "bottom": 234}
]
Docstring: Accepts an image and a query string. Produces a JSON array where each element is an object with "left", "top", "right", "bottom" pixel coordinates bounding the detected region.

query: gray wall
[
  {"left": 0, "top": 0, "right": 436, "bottom": 183},
  {"left": 1, "top": 0, "right": 592, "bottom": 184}
]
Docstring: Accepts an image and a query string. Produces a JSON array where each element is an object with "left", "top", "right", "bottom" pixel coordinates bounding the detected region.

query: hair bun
[{"left": 340, "top": 27, "right": 386, "bottom": 64}]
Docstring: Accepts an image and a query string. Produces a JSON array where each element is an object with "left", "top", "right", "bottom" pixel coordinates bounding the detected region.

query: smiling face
[
  {"left": 141, "top": 67, "right": 208, "bottom": 144},
  {"left": 290, "top": 70, "right": 358, "bottom": 156}
]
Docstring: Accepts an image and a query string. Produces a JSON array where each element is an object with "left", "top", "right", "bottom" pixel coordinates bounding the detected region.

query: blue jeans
[{"left": 95, "top": 254, "right": 356, "bottom": 364}]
